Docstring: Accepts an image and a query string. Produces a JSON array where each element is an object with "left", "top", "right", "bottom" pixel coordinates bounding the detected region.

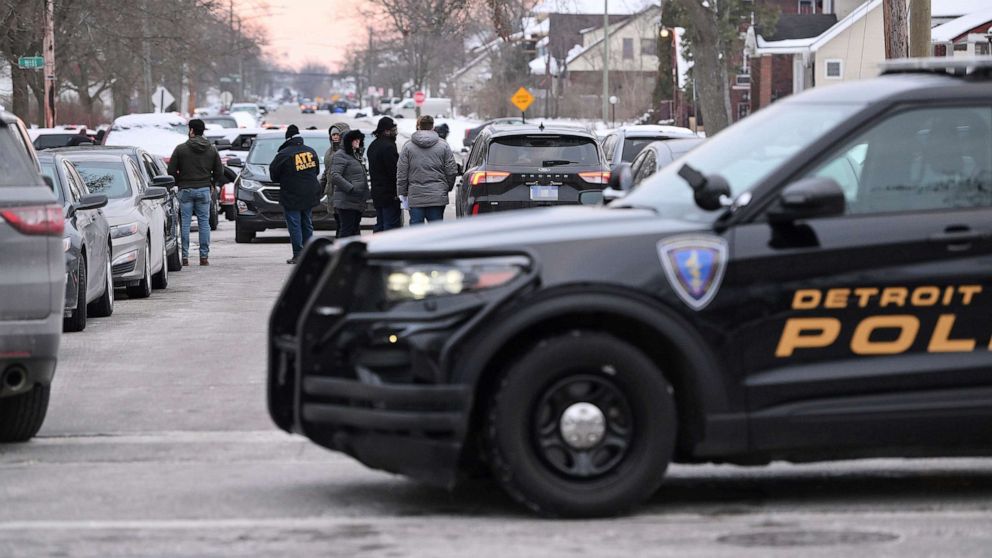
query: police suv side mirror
[
  {"left": 602, "top": 162, "right": 633, "bottom": 203},
  {"left": 768, "top": 177, "right": 845, "bottom": 223}
]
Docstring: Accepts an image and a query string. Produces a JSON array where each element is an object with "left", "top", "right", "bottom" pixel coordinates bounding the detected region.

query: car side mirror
[
  {"left": 152, "top": 175, "right": 176, "bottom": 188},
  {"left": 75, "top": 193, "right": 108, "bottom": 212},
  {"left": 578, "top": 191, "right": 604, "bottom": 205},
  {"left": 600, "top": 163, "right": 632, "bottom": 203},
  {"left": 226, "top": 156, "right": 243, "bottom": 167},
  {"left": 214, "top": 139, "right": 233, "bottom": 151},
  {"left": 141, "top": 186, "right": 169, "bottom": 201},
  {"left": 768, "top": 177, "right": 845, "bottom": 223}
]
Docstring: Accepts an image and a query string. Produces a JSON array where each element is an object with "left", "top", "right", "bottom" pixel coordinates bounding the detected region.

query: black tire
[
  {"left": 224, "top": 204, "right": 236, "bottom": 221},
  {"left": 152, "top": 239, "right": 168, "bottom": 290},
  {"left": 167, "top": 223, "right": 183, "bottom": 272},
  {"left": 484, "top": 331, "right": 676, "bottom": 517},
  {"left": 63, "top": 257, "right": 87, "bottom": 332},
  {"left": 0, "top": 385, "right": 50, "bottom": 442},
  {"left": 235, "top": 222, "right": 255, "bottom": 244},
  {"left": 126, "top": 245, "right": 153, "bottom": 299},
  {"left": 87, "top": 254, "right": 114, "bottom": 318}
]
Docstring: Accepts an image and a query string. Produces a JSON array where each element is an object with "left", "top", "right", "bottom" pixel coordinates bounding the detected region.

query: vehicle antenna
[{"left": 539, "top": 122, "right": 545, "bottom": 131}]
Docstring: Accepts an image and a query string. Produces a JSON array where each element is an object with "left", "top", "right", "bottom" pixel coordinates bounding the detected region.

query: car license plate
[{"left": 530, "top": 185, "right": 558, "bottom": 201}]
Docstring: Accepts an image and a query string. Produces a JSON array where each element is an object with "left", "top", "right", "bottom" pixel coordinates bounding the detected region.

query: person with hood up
[
  {"left": 329, "top": 129, "right": 370, "bottom": 238},
  {"left": 397, "top": 115, "right": 458, "bottom": 224},
  {"left": 168, "top": 118, "right": 226, "bottom": 266},
  {"left": 270, "top": 124, "right": 322, "bottom": 264},
  {"left": 366, "top": 116, "right": 401, "bottom": 232},
  {"left": 320, "top": 122, "right": 351, "bottom": 235}
]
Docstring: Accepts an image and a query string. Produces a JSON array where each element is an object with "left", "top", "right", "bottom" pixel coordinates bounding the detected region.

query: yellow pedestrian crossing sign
[{"left": 511, "top": 87, "right": 534, "bottom": 112}]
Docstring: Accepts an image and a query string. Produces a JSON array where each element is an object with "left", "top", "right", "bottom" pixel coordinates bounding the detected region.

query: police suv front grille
[{"left": 259, "top": 187, "right": 280, "bottom": 204}]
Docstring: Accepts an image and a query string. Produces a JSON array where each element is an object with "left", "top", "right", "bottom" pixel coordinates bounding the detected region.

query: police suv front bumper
[{"left": 267, "top": 239, "right": 531, "bottom": 486}]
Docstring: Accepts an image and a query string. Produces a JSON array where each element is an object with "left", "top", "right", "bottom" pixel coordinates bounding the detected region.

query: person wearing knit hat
[
  {"left": 319, "top": 122, "right": 351, "bottom": 237},
  {"left": 367, "top": 117, "right": 401, "bottom": 231},
  {"left": 270, "top": 124, "right": 322, "bottom": 263}
]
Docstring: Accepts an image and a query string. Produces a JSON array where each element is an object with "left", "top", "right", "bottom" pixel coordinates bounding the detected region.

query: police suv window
[{"left": 807, "top": 106, "right": 992, "bottom": 214}]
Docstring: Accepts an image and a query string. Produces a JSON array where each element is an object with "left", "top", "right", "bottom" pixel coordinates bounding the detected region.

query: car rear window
[
  {"left": 488, "top": 135, "right": 600, "bottom": 167},
  {"left": 34, "top": 134, "right": 76, "bottom": 150},
  {"left": 621, "top": 138, "right": 665, "bottom": 162},
  {"left": 73, "top": 161, "right": 132, "bottom": 199},
  {"left": 0, "top": 127, "right": 43, "bottom": 187}
]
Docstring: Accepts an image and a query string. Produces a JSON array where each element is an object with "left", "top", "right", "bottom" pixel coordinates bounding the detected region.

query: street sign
[
  {"left": 219, "top": 91, "right": 234, "bottom": 107},
  {"left": 414, "top": 91, "right": 426, "bottom": 107},
  {"left": 511, "top": 86, "right": 534, "bottom": 112},
  {"left": 152, "top": 86, "right": 175, "bottom": 113},
  {"left": 18, "top": 56, "right": 44, "bottom": 70}
]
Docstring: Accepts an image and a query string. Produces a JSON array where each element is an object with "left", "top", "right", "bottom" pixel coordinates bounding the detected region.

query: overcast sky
[{"left": 245, "top": 0, "right": 365, "bottom": 71}]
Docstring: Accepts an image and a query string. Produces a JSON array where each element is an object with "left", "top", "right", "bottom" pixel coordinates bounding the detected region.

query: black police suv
[
  {"left": 268, "top": 58, "right": 992, "bottom": 517},
  {"left": 456, "top": 124, "right": 610, "bottom": 217}
]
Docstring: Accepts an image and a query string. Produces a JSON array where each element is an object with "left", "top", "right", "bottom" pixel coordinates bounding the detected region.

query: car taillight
[
  {"left": 469, "top": 171, "right": 510, "bottom": 186},
  {"left": 0, "top": 205, "right": 64, "bottom": 236},
  {"left": 579, "top": 171, "right": 611, "bottom": 185},
  {"left": 221, "top": 184, "right": 235, "bottom": 203}
]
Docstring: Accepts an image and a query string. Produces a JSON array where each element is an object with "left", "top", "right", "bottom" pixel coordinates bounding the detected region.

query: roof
[
  {"left": 487, "top": 123, "right": 597, "bottom": 138},
  {"left": 255, "top": 130, "right": 328, "bottom": 140},
  {"left": 565, "top": 4, "right": 660, "bottom": 65},
  {"left": 758, "top": 14, "right": 838, "bottom": 41},
  {"left": 54, "top": 151, "right": 129, "bottom": 163},
  {"left": 617, "top": 124, "right": 698, "bottom": 138},
  {"left": 533, "top": 0, "right": 657, "bottom": 15},
  {"left": 784, "top": 71, "right": 989, "bottom": 105},
  {"left": 47, "top": 145, "right": 141, "bottom": 155},
  {"left": 932, "top": 0, "right": 989, "bottom": 18},
  {"left": 931, "top": 10, "right": 992, "bottom": 42},
  {"left": 754, "top": 0, "right": 881, "bottom": 54}
]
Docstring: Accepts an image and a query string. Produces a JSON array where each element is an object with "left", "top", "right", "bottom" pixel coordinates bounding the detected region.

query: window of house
[
  {"left": 825, "top": 59, "right": 843, "bottom": 79},
  {"left": 622, "top": 38, "right": 634, "bottom": 60},
  {"left": 799, "top": 0, "right": 814, "bottom": 14},
  {"left": 640, "top": 39, "right": 657, "bottom": 57}
]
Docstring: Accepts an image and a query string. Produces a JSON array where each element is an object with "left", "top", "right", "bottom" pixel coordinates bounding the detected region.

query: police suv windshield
[
  {"left": 619, "top": 102, "right": 865, "bottom": 222},
  {"left": 248, "top": 137, "right": 332, "bottom": 165}
]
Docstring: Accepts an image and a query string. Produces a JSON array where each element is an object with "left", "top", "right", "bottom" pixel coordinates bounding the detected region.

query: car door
[
  {"left": 601, "top": 134, "right": 618, "bottom": 166},
  {"left": 728, "top": 103, "right": 992, "bottom": 453},
  {"left": 127, "top": 158, "right": 164, "bottom": 272},
  {"left": 141, "top": 151, "right": 177, "bottom": 241}
]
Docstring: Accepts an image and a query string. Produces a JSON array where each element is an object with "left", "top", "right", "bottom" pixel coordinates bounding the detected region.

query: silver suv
[{"left": 0, "top": 112, "right": 64, "bottom": 442}]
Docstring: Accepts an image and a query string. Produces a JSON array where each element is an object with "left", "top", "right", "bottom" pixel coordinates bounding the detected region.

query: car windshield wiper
[{"left": 541, "top": 160, "right": 580, "bottom": 167}]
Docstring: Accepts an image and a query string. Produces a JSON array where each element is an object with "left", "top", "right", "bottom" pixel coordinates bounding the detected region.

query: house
[{"left": 931, "top": 9, "right": 992, "bottom": 56}]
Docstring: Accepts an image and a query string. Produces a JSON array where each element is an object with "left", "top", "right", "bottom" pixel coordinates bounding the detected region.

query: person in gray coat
[
  {"left": 329, "top": 129, "right": 368, "bottom": 237},
  {"left": 397, "top": 115, "right": 458, "bottom": 224}
]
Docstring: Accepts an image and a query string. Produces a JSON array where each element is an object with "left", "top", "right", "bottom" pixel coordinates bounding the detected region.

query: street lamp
[
  {"left": 609, "top": 95, "right": 618, "bottom": 127},
  {"left": 659, "top": 26, "right": 678, "bottom": 125}
]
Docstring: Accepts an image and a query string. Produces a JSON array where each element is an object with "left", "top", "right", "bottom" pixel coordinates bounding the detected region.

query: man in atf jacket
[
  {"left": 270, "top": 124, "right": 321, "bottom": 264},
  {"left": 330, "top": 129, "right": 370, "bottom": 238},
  {"left": 366, "top": 117, "right": 400, "bottom": 231},
  {"left": 168, "top": 118, "right": 226, "bottom": 266}
]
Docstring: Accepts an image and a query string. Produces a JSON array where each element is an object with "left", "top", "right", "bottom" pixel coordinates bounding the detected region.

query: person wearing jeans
[
  {"left": 168, "top": 118, "right": 225, "bottom": 265},
  {"left": 408, "top": 205, "right": 444, "bottom": 224},
  {"left": 397, "top": 115, "right": 458, "bottom": 226},
  {"left": 270, "top": 125, "right": 322, "bottom": 264},
  {"left": 179, "top": 187, "right": 211, "bottom": 262}
]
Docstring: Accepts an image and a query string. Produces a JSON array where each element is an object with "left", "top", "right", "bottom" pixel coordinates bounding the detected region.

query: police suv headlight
[
  {"left": 383, "top": 256, "right": 529, "bottom": 301},
  {"left": 240, "top": 178, "right": 264, "bottom": 192},
  {"left": 110, "top": 222, "right": 139, "bottom": 239}
]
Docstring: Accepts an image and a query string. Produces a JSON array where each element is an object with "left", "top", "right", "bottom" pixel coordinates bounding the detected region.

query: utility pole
[
  {"left": 602, "top": 0, "right": 609, "bottom": 124},
  {"left": 141, "top": 0, "right": 154, "bottom": 112},
  {"left": 909, "top": 0, "right": 931, "bottom": 58},
  {"left": 236, "top": 17, "right": 244, "bottom": 100},
  {"left": 882, "top": 0, "right": 909, "bottom": 59},
  {"left": 42, "top": 0, "right": 56, "bottom": 127}
]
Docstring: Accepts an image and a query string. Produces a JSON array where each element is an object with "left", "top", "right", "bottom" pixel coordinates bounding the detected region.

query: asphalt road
[{"left": 1, "top": 110, "right": 991, "bottom": 556}]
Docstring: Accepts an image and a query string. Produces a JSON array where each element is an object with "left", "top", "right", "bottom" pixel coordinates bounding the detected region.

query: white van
[{"left": 390, "top": 97, "right": 452, "bottom": 119}]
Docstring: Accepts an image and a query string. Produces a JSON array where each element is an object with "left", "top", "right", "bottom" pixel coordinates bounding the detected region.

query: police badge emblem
[{"left": 657, "top": 236, "right": 728, "bottom": 310}]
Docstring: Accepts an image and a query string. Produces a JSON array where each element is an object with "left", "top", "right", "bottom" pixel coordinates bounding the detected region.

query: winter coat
[
  {"left": 269, "top": 136, "right": 322, "bottom": 211},
  {"left": 366, "top": 136, "right": 398, "bottom": 208},
  {"left": 321, "top": 122, "right": 352, "bottom": 200},
  {"left": 396, "top": 130, "right": 458, "bottom": 208},
  {"left": 330, "top": 134, "right": 369, "bottom": 212},
  {"left": 167, "top": 136, "right": 226, "bottom": 189}
]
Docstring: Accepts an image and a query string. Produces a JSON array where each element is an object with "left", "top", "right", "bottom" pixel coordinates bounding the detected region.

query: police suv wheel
[{"left": 484, "top": 331, "right": 676, "bottom": 517}]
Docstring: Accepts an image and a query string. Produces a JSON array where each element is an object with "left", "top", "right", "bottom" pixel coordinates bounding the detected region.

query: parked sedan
[
  {"left": 0, "top": 111, "right": 62, "bottom": 442},
  {"left": 51, "top": 145, "right": 183, "bottom": 271},
  {"left": 599, "top": 125, "right": 699, "bottom": 167},
  {"left": 39, "top": 153, "right": 114, "bottom": 332},
  {"left": 628, "top": 138, "right": 705, "bottom": 189},
  {"left": 62, "top": 153, "right": 170, "bottom": 298}
]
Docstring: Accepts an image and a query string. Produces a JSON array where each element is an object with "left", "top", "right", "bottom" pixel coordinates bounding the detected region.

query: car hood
[
  {"left": 101, "top": 197, "right": 141, "bottom": 226},
  {"left": 364, "top": 206, "right": 708, "bottom": 254}
]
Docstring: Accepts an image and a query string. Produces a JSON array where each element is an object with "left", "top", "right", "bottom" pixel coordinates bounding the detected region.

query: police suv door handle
[{"left": 928, "top": 226, "right": 987, "bottom": 250}]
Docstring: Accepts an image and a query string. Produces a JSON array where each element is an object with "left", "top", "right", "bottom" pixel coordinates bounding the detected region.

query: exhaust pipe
[{"left": 2, "top": 366, "right": 27, "bottom": 392}]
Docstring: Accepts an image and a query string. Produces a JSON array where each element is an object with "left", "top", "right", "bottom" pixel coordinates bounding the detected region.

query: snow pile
[
  {"left": 112, "top": 112, "right": 187, "bottom": 130},
  {"left": 104, "top": 127, "right": 188, "bottom": 158}
]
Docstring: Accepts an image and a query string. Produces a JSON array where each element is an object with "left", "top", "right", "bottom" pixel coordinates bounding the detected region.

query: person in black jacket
[
  {"left": 269, "top": 125, "right": 321, "bottom": 264},
  {"left": 168, "top": 118, "right": 226, "bottom": 266},
  {"left": 366, "top": 117, "right": 401, "bottom": 232}
]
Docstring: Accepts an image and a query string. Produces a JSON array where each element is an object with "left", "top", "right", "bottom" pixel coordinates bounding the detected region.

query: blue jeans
[
  {"left": 409, "top": 205, "right": 445, "bottom": 225},
  {"left": 375, "top": 200, "right": 403, "bottom": 232},
  {"left": 284, "top": 208, "right": 314, "bottom": 257},
  {"left": 179, "top": 187, "right": 211, "bottom": 258}
]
